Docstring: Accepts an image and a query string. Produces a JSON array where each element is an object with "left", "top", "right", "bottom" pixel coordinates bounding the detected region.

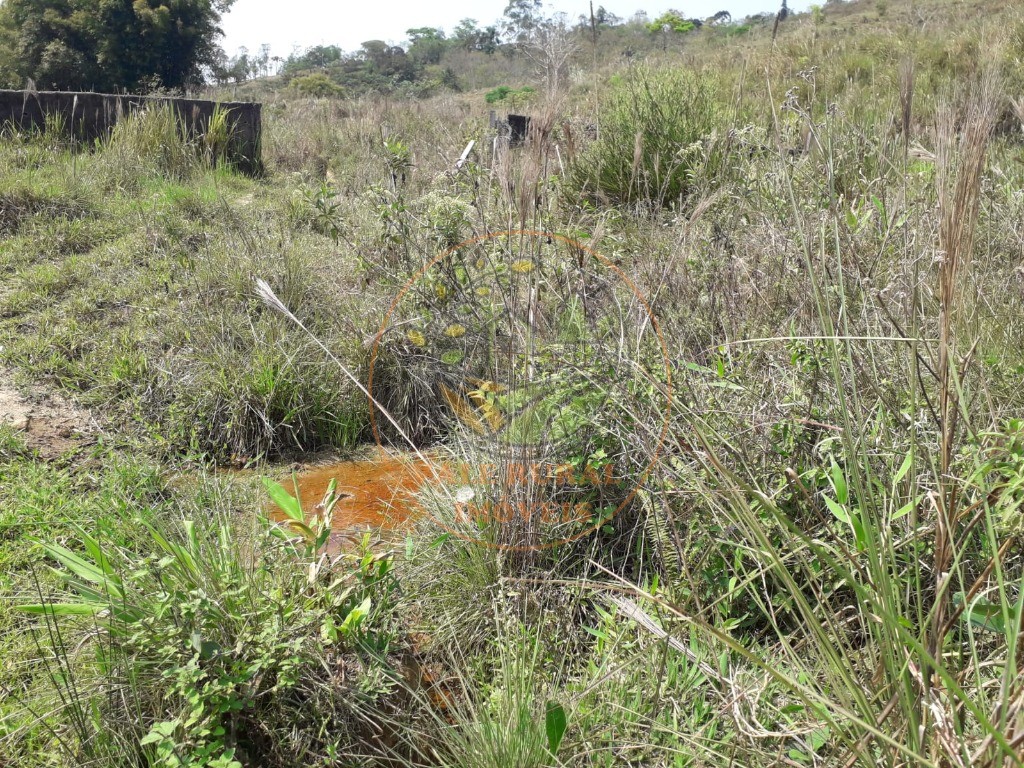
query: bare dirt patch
[{"left": 0, "top": 369, "right": 98, "bottom": 458}]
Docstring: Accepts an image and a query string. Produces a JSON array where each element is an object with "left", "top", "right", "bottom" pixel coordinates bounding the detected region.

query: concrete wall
[{"left": 0, "top": 90, "right": 262, "bottom": 174}]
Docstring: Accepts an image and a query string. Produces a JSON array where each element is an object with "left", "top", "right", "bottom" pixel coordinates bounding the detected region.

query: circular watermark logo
[{"left": 368, "top": 230, "right": 671, "bottom": 550}]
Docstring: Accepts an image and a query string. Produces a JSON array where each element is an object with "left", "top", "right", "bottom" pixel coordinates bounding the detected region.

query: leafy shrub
[
  {"left": 724, "top": 23, "right": 752, "bottom": 36},
  {"left": 290, "top": 180, "right": 346, "bottom": 242},
  {"left": 485, "top": 85, "right": 514, "bottom": 104},
  {"left": 290, "top": 72, "right": 345, "bottom": 99},
  {"left": 420, "top": 190, "right": 473, "bottom": 248},
  {"left": 484, "top": 85, "right": 536, "bottom": 105},
  {"left": 22, "top": 482, "right": 405, "bottom": 766},
  {"left": 569, "top": 65, "right": 722, "bottom": 208}
]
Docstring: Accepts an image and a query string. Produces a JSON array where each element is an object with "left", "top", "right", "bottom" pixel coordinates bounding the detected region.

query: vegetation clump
[
  {"left": 289, "top": 72, "right": 346, "bottom": 98},
  {"left": 570, "top": 65, "right": 722, "bottom": 207},
  {"left": 484, "top": 84, "right": 536, "bottom": 104}
]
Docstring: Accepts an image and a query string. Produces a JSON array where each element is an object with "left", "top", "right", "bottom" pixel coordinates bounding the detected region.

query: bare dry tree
[{"left": 523, "top": 15, "right": 578, "bottom": 100}]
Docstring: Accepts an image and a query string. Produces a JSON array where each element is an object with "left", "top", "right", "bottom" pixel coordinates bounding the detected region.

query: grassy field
[{"left": 2, "top": 0, "right": 1024, "bottom": 765}]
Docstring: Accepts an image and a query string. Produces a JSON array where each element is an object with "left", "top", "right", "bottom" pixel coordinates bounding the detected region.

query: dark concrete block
[
  {"left": 507, "top": 114, "right": 531, "bottom": 146},
  {"left": 0, "top": 90, "right": 263, "bottom": 174}
]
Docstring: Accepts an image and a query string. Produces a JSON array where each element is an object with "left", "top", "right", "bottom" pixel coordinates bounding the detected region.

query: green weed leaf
[
  {"left": 263, "top": 477, "right": 304, "bottom": 522},
  {"left": 545, "top": 700, "right": 567, "bottom": 755}
]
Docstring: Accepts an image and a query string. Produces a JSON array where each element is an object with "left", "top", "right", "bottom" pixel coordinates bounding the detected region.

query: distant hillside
[{"left": 214, "top": 0, "right": 1022, "bottom": 119}]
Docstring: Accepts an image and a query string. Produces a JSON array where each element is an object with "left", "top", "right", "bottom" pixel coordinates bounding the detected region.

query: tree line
[
  {"left": 0, "top": 0, "right": 234, "bottom": 91},
  {"left": 0, "top": 0, "right": 754, "bottom": 94}
]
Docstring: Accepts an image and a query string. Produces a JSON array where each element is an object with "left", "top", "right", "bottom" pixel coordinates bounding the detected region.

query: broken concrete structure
[{"left": 0, "top": 90, "right": 262, "bottom": 174}]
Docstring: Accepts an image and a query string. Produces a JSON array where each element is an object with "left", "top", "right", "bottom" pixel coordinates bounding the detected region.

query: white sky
[{"left": 220, "top": 0, "right": 812, "bottom": 58}]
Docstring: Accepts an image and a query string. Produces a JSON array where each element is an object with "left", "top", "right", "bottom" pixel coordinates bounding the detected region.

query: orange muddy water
[
  {"left": 267, "top": 452, "right": 440, "bottom": 546},
  {"left": 266, "top": 451, "right": 609, "bottom": 548}
]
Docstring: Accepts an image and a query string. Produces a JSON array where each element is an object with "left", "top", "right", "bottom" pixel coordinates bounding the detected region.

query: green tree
[
  {"left": 282, "top": 44, "right": 343, "bottom": 74},
  {"left": 452, "top": 18, "right": 480, "bottom": 48},
  {"left": 647, "top": 9, "right": 697, "bottom": 34},
  {"left": 210, "top": 45, "right": 258, "bottom": 84},
  {"left": 359, "top": 40, "right": 414, "bottom": 81},
  {"left": 0, "top": 0, "right": 98, "bottom": 88},
  {"left": 503, "top": 0, "right": 543, "bottom": 44},
  {"left": 577, "top": 5, "right": 621, "bottom": 32},
  {"left": 452, "top": 18, "right": 498, "bottom": 54},
  {"left": 406, "top": 27, "right": 447, "bottom": 66},
  {"left": 0, "top": 23, "right": 15, "bottom": 87},
  {"left": 0, "top": 0, "right": 235, "bottom": 92}
]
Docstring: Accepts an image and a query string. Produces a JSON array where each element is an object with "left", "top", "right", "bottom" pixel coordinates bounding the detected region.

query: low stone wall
[{"left": 0, "top": 90, "right": 262, "bottom": 174}]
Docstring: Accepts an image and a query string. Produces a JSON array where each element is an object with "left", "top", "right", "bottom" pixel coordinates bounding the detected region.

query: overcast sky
[{"left": 220, "top": 0, "right": 812, "bottom": 59}]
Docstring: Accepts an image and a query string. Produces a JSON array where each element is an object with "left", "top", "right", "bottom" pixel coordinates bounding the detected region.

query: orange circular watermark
[{"left": 367, "top": 230, "right": 672, "bottom": 551}]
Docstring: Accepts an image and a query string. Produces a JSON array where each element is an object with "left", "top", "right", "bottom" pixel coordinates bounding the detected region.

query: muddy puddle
[
  {"left": 266, "top": 448, "right": 611, "bottom": 549},
  {"left": 266, "top": 451, "right": 441, "bottom": 547}
]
